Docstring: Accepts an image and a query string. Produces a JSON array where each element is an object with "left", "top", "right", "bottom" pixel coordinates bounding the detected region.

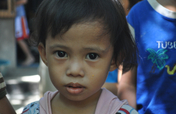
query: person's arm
[
  {"left": 102, "top": 83, "right": 118, "bottom": 95},
  {"left": 117, "top": 66, "right": 137, "bottom": 109},
  {"left": 0, "top": 96, "right": 16, "bottom": 114},
  {"left": 117, "top": 64, "right": 123, "bottom": 82},
  {"left": 0, "top": 73, "right": 16, "bottom": 114}
]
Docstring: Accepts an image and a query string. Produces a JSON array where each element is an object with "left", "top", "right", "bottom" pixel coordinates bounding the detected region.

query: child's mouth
[{"left": 65, "top": 83, "right": 85, "bottom": 95}]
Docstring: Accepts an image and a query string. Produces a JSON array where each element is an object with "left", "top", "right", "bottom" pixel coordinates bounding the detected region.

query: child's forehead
[
  {"left": 46, "top": 21, "right": 112, "bottom": 53},
  {"left": 71, "top": 21, "right": 105, "bottom": 34},
  {"left": 49, "top": 21, "right": 110, "bottom": 41}
]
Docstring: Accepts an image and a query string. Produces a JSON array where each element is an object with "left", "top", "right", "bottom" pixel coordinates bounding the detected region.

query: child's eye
[
  {"left": 86, "top": 53, "right": 99, "bottom": 60},
  {"left": 55, "top": 51, "right": 68, "bottom": 58}
]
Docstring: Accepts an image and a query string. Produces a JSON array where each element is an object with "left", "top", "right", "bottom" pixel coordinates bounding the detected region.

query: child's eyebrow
[
  {"left": 83, "top": 46, "right": 110, "bottom": 53},
  {"left": 49, "top": 44, "right": 110, "bottom": 53},
  {"left": 49, "top": 44, "right": 69, "bottom": 50}
]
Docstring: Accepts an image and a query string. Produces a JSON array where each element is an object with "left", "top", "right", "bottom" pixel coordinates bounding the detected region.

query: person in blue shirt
[{"left": 118, "top": 0, "right": 176, "bottom": 113}]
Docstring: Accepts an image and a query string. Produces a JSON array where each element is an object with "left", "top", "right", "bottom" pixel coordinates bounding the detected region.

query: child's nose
[{"left": 66, "top": 59, "right": 84, "bottom": 77}]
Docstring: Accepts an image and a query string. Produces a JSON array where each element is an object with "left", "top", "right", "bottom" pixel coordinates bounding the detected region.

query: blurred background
[{"left": 0, "top": 0, "right": 44, "bottom": 113}]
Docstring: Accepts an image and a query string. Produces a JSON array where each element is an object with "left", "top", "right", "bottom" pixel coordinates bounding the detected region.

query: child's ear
[
  {"left": 109, "top": 58, "right": 118, "bottom": 71},
  {"left": 38, "top": 43, "right": 48, "bottom": 66}
]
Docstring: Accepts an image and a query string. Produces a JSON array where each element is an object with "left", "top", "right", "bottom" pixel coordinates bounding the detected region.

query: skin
[
  {"left": 102, "top": 63, "right": 123, "bottom": 96},
  {"left": 157, "top": 0, "right": 176, "bottom": 11},
  {"left": 38, "top": 21, "right": 117, "bottom": 114},
  {"left": 119, "top": 0, "right": 130, "bottom": 15},
  {"left": 16, "top": 0, "right": 28, "bottom": 6},
  {"left": 0, "top": 96, "right": 16, "bottom": 114},
  {"left": 118, "top": 67, "right": 137, "bottom": 109},
  {"left": 102, "top": 83, "right": 118, "bottom": 95}
]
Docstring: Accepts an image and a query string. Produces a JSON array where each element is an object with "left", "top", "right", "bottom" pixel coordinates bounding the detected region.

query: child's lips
[{"left": 65, "top": 82, "right": 85, "bottom": 95}]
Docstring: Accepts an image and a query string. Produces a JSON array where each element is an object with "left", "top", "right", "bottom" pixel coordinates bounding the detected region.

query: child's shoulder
[
  {"left": 116, "top": 105, "right": 139, "bottom": 114},
  {"left": 98, "top": 88, "right": 138, "bottom": 113},
  {"left": 22, "top": 101, "right": 40, "bottom": 114}
]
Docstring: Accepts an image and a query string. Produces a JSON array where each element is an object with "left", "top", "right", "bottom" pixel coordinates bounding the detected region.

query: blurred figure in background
[{"left": 15, "top": 0, "right": 35, "bottom": 66}]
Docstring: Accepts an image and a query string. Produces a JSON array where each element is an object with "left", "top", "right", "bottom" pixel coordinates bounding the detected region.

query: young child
[
  {"left": 0, "top": 73, "right": 16, "bottom": 114},
  {"left": 118, "top": 0, "right": 176, "bottom": 113},
  {"left": 22, "top": 0, "right": 138, "bottom": 113}
]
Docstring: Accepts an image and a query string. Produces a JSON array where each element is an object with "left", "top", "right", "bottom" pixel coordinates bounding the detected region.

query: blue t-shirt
[{"left": 127, "top": 0, "right": 176, "bottom": 113}]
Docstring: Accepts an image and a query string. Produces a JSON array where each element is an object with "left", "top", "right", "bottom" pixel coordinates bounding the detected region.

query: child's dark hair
[{"left": 30, "top": 0, "right": 138, "bottom": 73}]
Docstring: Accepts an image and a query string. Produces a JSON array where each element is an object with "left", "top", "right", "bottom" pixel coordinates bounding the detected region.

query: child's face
[{"left": 38, "top": 22, "right": 117, "bottom": 102}]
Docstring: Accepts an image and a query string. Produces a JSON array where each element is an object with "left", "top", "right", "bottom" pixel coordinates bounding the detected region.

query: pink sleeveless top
[{"left": 39, "top": 88, "right": 128, "bottom": 114}]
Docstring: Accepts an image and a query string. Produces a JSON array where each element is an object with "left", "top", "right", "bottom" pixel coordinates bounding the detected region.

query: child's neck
[
  {"left": 51, "top": 90, "right": 102, "bottom": 114},
  {"left": 157, "top": 0, "right": 176, "bottom": 12}
]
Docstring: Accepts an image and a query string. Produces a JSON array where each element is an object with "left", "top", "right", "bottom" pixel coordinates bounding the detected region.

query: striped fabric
[{"left": 0, "top": 73, "right": 6, "bottom": 99}]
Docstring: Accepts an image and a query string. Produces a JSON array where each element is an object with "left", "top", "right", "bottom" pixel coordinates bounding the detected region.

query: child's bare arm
[{"left": 118, "top": 67, "right": 137, "bottom": 109}]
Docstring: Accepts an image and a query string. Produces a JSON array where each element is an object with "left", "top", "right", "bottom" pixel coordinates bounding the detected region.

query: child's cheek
[{"left": 91, "top": 75, "right": 94, "bottom": 79}]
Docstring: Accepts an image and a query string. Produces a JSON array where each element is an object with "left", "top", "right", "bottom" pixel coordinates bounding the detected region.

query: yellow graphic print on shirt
[{"left": 165, "top": 64, "right": 176, "bottom": 75}]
